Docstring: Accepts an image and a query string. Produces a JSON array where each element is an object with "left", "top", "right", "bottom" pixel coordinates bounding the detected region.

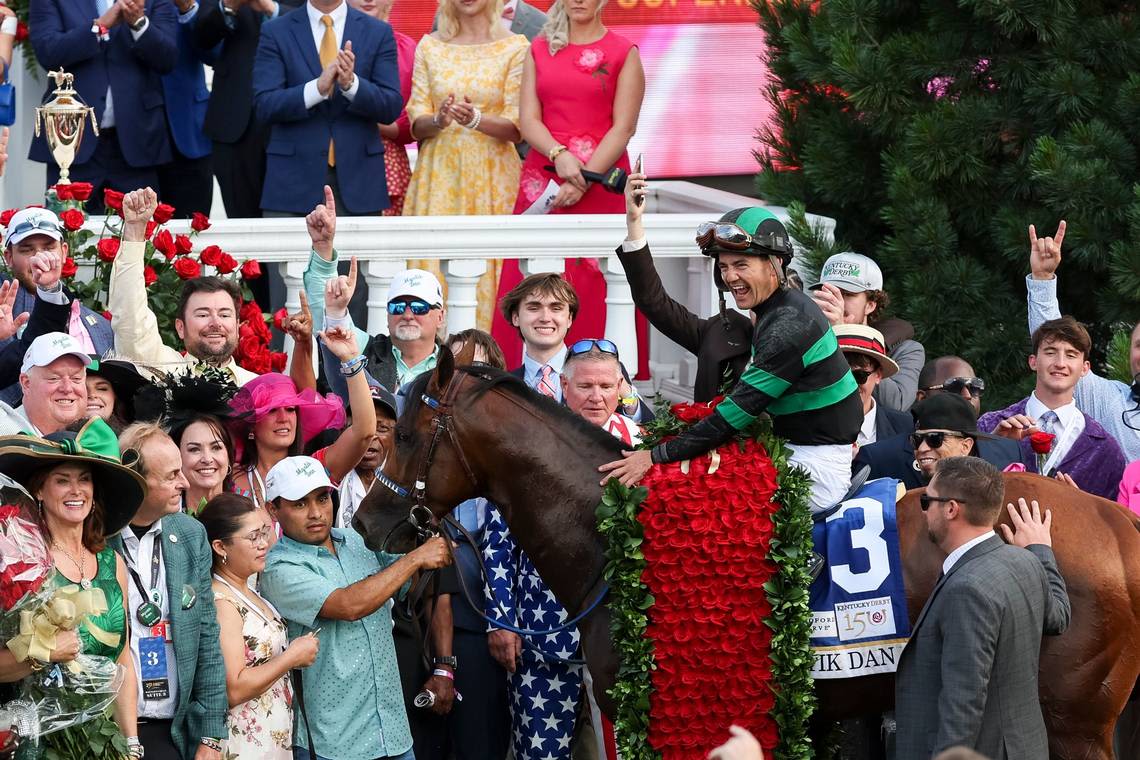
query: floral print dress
[{"left": 213, "top": 575, "right": 293, "bottom": 760}]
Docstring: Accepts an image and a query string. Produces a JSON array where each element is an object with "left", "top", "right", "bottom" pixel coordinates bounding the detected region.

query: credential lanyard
[{"left": 120, "top": 535, "right": 163, "bottom": 606}]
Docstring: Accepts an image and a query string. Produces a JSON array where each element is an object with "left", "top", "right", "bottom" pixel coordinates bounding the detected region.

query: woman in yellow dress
[{"left": 404, "top": 0, "right": 527, "bottom": 328}]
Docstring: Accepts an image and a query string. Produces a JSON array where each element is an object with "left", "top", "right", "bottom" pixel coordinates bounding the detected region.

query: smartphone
[{"left": 635, "top": 154, "right": 645, "bottom": 207}]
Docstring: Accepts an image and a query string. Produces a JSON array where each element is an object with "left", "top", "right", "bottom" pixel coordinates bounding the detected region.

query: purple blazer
[{"left": 978, "top": 398, "right": 1126, "bottom": 501}]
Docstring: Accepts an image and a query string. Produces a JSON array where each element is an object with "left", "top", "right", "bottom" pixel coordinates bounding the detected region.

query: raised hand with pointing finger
[{"left": 306, "top": 184, "right": 337, "bottom": 259}]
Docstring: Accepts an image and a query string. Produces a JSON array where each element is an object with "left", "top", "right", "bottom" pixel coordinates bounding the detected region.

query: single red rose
[
  {"left": 144, "top": 221, "right": 157, "bottom": 240},
  {"left": 69, "top": 182, "right": 93, "bottom": 201},
  {"left": 60, "top": 257, "right": 78, "bottom": 278},
  {"left": 272, "top": 307, "right": 288, "bottom": 331},
  {"left": 14, "top": 21, "right": 27, "bottom": 42},
  {"left": 173, "top": 257, "right": 201, "bottom": 280},
  {"left": 237, "top": 334, "right": 261, "bottom": 362},
  {"left": 216, "top": 253, "right": 238, "bottom": 274},
  {"left": 102, "top": 310, "right": 112, "bottom": 320},
  {"left": 59, "top": 208, "right": 85, "bottom": 231},
  {"left": 0, "top": 504, "right": 19, "bottom": 520},
  {"left": 271, "top": 352, "right": 287, "bottom": 373},
  {"left": 52, "top": 184, "right": 73, "bottom": 201},
  {"left": 0, "top": 208, "right": 17, "bottom": 227},
  {"left": 96, "top": 237, "right": 120, "bottom": 262},
  {"left": 240, "top": 259, "right": 262, "bottom": 279},
  {"left": 239, "top": 300, "right": 263, "bottom": 324},
  {"left": 190, "top": 212, "right": 211, "bottom": 232},
  {"left": 174, "top": 233, "right": 193, "bottom": 255},
  {"left": 1029, "top": 431, "right": 1055, "bottom": 454},
  {"left": 103, "top": 188, "right": 124, "bottom": 211},
  {"left": 152, "top": 203, "right": 176, "bottom": 224},
  {"left": 152, "top": 229, "right": 176, "bottom": 259},
  {"left": 143, "top": 265, "right": 158, "bottom": 287},
  {"left": 199, "top": 244, "right": 223, "bottom": 267}
]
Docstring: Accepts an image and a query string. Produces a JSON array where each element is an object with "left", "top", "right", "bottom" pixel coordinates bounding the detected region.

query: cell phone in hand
[{"left": 635, "top": 154, "right": 645, "bottom": 207}]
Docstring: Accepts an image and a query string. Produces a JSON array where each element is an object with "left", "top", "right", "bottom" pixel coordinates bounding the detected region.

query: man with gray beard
[{"left": 301, "top": 186, "right": 444, "bottom": 393}]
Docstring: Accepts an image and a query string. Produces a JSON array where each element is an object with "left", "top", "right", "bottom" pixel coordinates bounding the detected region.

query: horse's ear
[
  {"left": 453, "top": 339, "right": 477, "bottom": 367},
  {"left": 430, "top": 343, "right": 456, "bottom": 395}
]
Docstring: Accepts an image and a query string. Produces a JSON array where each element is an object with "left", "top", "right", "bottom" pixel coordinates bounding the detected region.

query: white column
[
  {"left": 442, "top": 258, "right": 487, "bottom": 335},
  {"left": 601, "top": 254, "right": 638, "bottom": 375},
  {"left": 361, "top": 259, "right": 406, "bottom": 336},
  {"left": 520, "top": 257, "right": 566, "bottom": 275},
  {"left": 280, "top": 260, "right": 307, "bottom": 360}
]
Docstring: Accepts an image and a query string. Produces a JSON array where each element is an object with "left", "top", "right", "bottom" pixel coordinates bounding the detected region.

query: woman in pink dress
[{"left": 491, "top": 0, "right": 647, "bottom": 370}]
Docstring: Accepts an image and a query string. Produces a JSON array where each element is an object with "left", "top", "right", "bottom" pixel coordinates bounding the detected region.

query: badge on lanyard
[{"left": 138, "top": 636, "right": 170, "bottom": 701}]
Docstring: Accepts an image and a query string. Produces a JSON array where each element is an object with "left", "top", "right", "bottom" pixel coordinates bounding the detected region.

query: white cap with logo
[
  {"left": 387, "top": 269, "right": 444, "bottom": 308},
  {"left": 812, "top": 252, "right": 884, "bottom": 293},
  {"left": 21, "top": 332, "right": 91, "bottom": 374},
  {"left": 4, "top": 208, "right": 63, "bottom": 248},
  {"left": 265, "top": 455, "right": 334, "bottom": 502}
]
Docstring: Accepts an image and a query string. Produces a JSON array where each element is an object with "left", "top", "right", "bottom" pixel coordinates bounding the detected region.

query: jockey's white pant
[{"left": 786, "top": 442, "right": 853, "bottom": 514}]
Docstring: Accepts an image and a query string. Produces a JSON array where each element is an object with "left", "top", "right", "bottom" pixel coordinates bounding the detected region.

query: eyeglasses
[
  {"left": 919, "top": 494, "right": 966, "bottom": 512},
  {"left": 569, "top": 339, "right": 619, "bottom": 358},
  {"left": 923, "top": 377, "right": 986, "bottom": 398},
  {"left": 695, "top": 221, "right": 792, "bottom": 256},
  {"left": 910, "top": 431, "right": 966, "bottom": 450},
  {"left": 851, "top": 369, "right": 872, "bottom": 385},
  {"left": 238, "top": 526, "right": 272, "bottom": 546},
  {"left": 387, "top": 299, "right": 435, "bottom": 316}
]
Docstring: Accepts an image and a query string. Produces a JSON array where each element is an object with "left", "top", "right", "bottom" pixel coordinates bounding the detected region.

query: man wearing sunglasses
[
  {"left": 915, "top": 356, "right": 986, "bottom": 416},
  {"left": 854, "top": 394, "right": 1019, "bottom": 489},
  {"left": 835, "top": 324, "right": 912, "bottom": 448},
  {"left": 0, "top": 207, "right": 114, "bottom": 405},
  {"left": 977, "top": 317, "right": 1125, "bottom": 500},
  {"left": 895, "top": 456, "right": 1069, "bottom": 760},
  {"left": 301, "top": 188, "right": 444, "bottom": 397},
  {"left": 604, "top": 187, "right": 862, "bottom": 514}
]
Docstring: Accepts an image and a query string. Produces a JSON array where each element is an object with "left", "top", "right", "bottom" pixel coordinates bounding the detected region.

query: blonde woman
[{"left": 404, "top": 0, "right": 528, "bottom": 327}]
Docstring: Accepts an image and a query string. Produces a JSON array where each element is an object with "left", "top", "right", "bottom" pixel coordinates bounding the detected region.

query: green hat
[
  {"left": 0, "top": 417, "right": 147, "bottom": 536},
  {"left": 700, "top": 208, "right": 793, "bottom": 291}
]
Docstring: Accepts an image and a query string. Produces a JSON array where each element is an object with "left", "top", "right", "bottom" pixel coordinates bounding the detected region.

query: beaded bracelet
[{"left": 465, "top": 106, "right": 482, "bottom": 132}]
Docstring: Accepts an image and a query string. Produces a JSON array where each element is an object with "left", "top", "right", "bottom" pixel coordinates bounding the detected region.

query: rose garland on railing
[
  {"left": 0, "top": 187, "right": 284, "bottom": 375},
  {"left": 597, "top": 396, "right": 816, "bottom": 759}
]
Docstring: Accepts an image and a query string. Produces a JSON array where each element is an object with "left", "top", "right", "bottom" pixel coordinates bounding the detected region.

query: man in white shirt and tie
[{"left": 978, "top": 316, "right": 1126, "bottom": 499}]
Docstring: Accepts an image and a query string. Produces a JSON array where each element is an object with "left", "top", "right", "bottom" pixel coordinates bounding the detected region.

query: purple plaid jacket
[{"left": 978, "top": 397, "right": 1127, "bottom": 501}]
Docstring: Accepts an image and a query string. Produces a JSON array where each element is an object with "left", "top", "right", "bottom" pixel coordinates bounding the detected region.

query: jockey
[
  {"left": 602, "top": 171, "right": 863, "bottom": 514},
  {"left": 484, "top": 341, "right": 634, "bottom": 760}
]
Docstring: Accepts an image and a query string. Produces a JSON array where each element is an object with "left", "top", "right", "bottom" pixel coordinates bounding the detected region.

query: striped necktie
[{"left": 538, "top": 365, "right": 558, "bottom": 398}]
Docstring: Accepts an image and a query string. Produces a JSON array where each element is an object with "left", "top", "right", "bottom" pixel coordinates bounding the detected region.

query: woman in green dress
[{"left": 0, "top": 417, "right": 149, "bottom": 759}]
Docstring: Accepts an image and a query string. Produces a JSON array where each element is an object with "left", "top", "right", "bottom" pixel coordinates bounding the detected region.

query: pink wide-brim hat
[{"left": 228, "top": 373, "right": 346, "bottom": 460}]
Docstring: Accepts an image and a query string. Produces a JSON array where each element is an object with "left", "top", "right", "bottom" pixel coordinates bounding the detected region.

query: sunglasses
[
  {"left": 851, "top": 369, "right": 872, "bottom": 385},
  {"left": 695, "top": 221, "right": 792, "bottom": 256},
  {"left": 7, "top": 217, "right": 61, "bottom": 242},
  {"left": 923, "top": 377, "right": 986, "bottom": 398},
  {"left": 387, "top": 299, "right": 435, "bottom": 316},
  {"left": 910, "top": 431, "right": 966, "bottom": 450},
  {"left": 919, "top": 494, "right": 966, "bottom": 512},
  {"left": 569, "top": 338, "right": 619, "bottom": 357}
]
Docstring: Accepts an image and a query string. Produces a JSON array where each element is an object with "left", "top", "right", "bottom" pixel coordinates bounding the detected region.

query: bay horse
[{"left": 354, "top": 346, "right": 1140, "bottom": 760}]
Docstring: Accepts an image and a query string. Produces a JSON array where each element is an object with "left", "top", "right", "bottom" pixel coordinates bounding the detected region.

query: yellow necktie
[{"left": 319, "top": 14, "right": 337, "bottom": 166}]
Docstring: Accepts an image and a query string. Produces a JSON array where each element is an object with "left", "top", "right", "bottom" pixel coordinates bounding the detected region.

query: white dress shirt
[
  {"left": 522, "top": 345, "right": 569, "bottom": 402},
  {"left": 857, "top": 398, "right": 878, "bottom": 447},
  {"left": 302, "top": 0, "right": 360, "bottom": 109},
  {"left": 1025, "top": 392, "right": 1085, "bottom": 472},
  {"left": 942, "top": 530, "right": 995, "bottom": 575},
  {"left": 120, "top": 521, "right": 179, "bottom": 720}
]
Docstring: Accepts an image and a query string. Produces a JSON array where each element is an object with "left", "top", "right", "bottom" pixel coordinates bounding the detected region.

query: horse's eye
[{"left": 396, "top": 428, "right": 411, "bottom": 443}]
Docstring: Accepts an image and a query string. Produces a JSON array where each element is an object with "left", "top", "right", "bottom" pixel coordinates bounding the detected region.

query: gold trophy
[{"left": 33, "top": 70, "right": 99, "bottom": 185}]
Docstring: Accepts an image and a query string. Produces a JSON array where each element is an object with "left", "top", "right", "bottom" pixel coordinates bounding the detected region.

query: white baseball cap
[
  {"left": 265, "top": 456, "right": 333, "bottom": 502},
  {"left": 812, "top": 252, "right": 883, "bottom": 293},
  {"left": 4, "top": 207, "right": 63, "bottom": 248},
  {"left": 387, "top": 269, "right": 444, "bottom": 308},
  {"left": 21, "top": 332, "right": 91, "bottom": 375}
]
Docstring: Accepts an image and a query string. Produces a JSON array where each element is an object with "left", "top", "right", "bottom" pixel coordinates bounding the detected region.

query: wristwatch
[
  {"left": 129, "top": 15, "right": 147, "bottom": 31},
  {"left": 432, "top": 655, "right": 457, "bottom": 669}
]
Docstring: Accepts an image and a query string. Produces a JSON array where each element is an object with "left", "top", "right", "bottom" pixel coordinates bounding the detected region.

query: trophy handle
[{"left": 88, "top": 109, "right": 99, "bottom": 138}]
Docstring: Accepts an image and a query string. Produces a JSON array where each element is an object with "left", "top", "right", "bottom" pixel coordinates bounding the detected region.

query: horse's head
[{"left": 354, "top": 342, "right": 482, "bottom": 552}]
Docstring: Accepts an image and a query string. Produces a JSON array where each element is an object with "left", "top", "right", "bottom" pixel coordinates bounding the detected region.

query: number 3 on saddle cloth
[{"left": 809, "top": 477, "right": 911, "bottom": 680}]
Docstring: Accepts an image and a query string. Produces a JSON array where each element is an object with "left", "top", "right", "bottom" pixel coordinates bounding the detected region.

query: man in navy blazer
[
  {"left": 29, "top": 0, "right": 178, "bottom": 210},
  {"left": 252, "top": 0, "right": 401, "bottom": 215},
  {"left": 156, "top": 0, "right": 217, "bottom": 217}
]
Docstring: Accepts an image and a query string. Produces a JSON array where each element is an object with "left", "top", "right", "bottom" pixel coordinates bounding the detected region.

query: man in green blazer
[{"left": 110, "top": 422, "right": 227, "bottom": 760}]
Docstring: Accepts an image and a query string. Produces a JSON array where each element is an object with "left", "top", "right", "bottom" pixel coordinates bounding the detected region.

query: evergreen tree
[{"left": 756, "top": 0, "right": 1140, "bottom": 407}]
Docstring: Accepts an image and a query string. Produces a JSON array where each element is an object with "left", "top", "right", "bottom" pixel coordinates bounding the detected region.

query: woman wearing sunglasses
[{"left": 602, "top": 172, "right": 863, "bottom": 514}]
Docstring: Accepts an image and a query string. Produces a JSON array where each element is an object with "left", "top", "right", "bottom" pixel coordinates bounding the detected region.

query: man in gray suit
[{"left": 894, "top": 456, "right": 1070, "bottom": 759}]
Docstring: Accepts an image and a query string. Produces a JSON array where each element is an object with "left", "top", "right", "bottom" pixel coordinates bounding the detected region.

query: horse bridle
[{"left": 376, "top": 368, "right": 481, "bottom": 541}]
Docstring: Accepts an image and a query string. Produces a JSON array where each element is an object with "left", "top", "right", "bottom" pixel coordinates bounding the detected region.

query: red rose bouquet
[{"left": 0, "top": 504, "right": 51, "bottom": 613}]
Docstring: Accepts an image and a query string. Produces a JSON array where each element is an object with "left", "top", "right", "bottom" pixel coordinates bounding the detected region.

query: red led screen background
[{"left": 389, "top": 0, "right": 771, "bottom": 177}]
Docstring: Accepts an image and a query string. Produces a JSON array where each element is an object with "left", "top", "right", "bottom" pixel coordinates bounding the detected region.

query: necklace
[{"left": 53, "top": 541, "right": 91, "bottom": 589}]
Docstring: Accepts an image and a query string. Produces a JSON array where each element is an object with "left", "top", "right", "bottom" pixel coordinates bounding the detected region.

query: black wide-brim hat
[
  {"left": 87, "top": 356, "right": 150, "bottom": 421},
  {"left": 0, "top": 418, "right": 147, "bottom": 536},
  {"left": 911, "top": 393, "right": 997, "bottom": 440}
]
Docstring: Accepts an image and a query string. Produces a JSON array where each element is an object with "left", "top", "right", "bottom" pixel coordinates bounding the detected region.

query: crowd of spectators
[{"left": 0, "top": 2, "right": 1135, "bottom": 759}]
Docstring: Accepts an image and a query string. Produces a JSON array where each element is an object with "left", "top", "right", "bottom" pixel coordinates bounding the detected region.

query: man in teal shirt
[
  {"left": 301, "top": 186, "right": 444, "bottom": 397},
  {"left": 259, "top": 456, "right": 453, "bottom": 760}
]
